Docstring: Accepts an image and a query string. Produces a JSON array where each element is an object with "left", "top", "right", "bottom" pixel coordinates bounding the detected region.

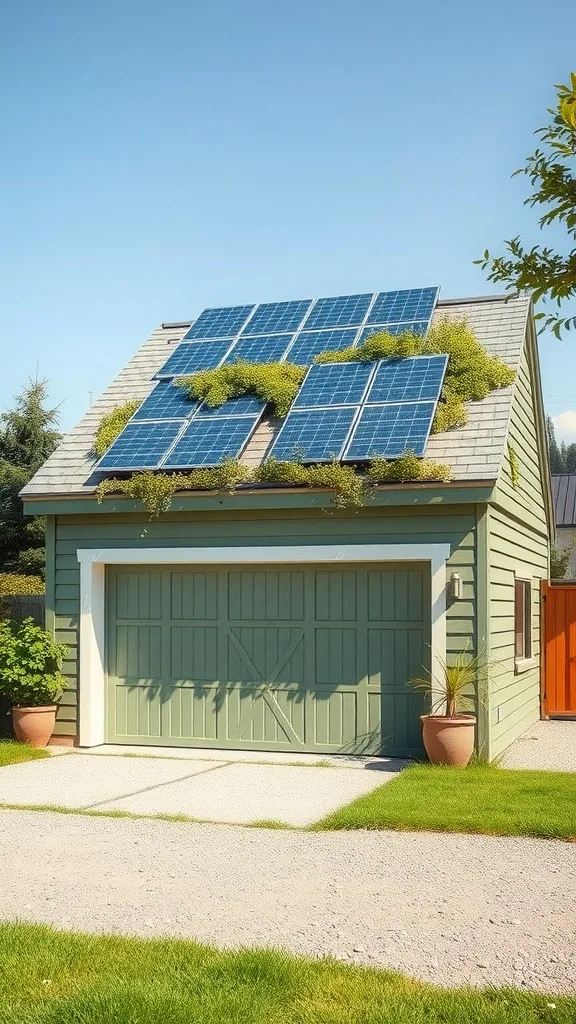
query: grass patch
[
  {"left": 0, "top": 741, "right": 50, "bottom": 768},
  {"left": 313, "top": 763, "right": 576, "bottom": 839},
  {"left": 0, "top": 921, "right": 572, "bottom": 1023}
]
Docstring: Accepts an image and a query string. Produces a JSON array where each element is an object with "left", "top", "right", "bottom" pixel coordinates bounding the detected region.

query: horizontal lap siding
[
  {"left": 48, "top": 506, "right": 477, "bottom": 738},
  {"left": 488, "top": 341, "right": 549, "bottom": 758}
]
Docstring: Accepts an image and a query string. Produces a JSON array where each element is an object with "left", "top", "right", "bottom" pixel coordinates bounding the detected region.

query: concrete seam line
[{"left": 81, "top": 762, "right": 232, "bottom": 810}]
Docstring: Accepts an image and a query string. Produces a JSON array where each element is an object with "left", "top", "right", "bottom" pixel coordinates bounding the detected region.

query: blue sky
[{"left": 1, "top": 0, "right": 576, "bottom": 437}]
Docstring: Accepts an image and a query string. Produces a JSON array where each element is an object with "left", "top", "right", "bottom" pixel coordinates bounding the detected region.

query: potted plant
[
  {"left": 409, "top": 648, "right": 487, "bottom": 766},
  {"left": 0, "top": 618, "right": 67, "bottom": 747}
]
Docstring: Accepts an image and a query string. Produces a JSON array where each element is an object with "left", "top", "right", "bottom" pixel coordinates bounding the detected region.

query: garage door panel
[
  {"left": 114, "top": 624, "right": 163, "bottom": 679},
  {"left": 106, "top": 564, "right": 430, "bottom": 755},
  {"left": 309, "top": 687, "right": 359, "bottom": 749},
  {"left": 315, "top": 628, "right": 358, "bottom": 685},
  {"left": 228, "top": 571, "right": 305, "bottom": 621},
  {"left": 367, "top": 627, "right": 427, "bottom": 690},
  {"left": 114, "top": 571, "right": 162, "bottom": 620},
  {"left": 227, "top": 627, "right": 305, "bottom": 684},
  {"left": 314, "top": 571, "right": 357, "bottom": 621},
  {"left": 380, "top": 690, "right": 425, "bottom": 756},
  {"left": 171, "top": 572, "right": 218, "bottom": 620},
  {"left": 110, "top": 681, "right": 164, "bottom": 740},
  {"left": 170, "top": 626, "right": 218, "bottom": 681},
  {"left": 165, "top": 685, "right": 218, "bottom": 742},
  {"left": 368, "top": 569, "right": 424, "bottom": 622}
]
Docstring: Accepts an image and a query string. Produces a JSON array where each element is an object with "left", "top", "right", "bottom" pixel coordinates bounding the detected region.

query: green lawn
[
  {"left": 0, "top": 740, "right": 50, "bottom": 767},
  {"left": 0, "top": 922, "right": 571, "bottom": 1023},
  {"left": 314, "top": 763, "right": 576, "bottom": 839}
]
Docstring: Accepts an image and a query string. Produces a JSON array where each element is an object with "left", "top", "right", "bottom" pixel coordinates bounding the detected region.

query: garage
[{"left": 105, "top": 562, "right": 430, "bottom": 757}]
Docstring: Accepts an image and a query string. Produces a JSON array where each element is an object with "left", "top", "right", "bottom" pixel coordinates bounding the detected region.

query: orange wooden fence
[{"left": 542, "top": 581, "right": 576, "bottom": 717}]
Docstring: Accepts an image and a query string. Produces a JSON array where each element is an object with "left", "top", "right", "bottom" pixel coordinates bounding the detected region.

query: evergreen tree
[
  {"left": 566, "top": 444, "right": 576, "bottom": 473},
  {"left": 547, "top": 415, "right": 566, "bottom": 473},
  {"left": 0, "top": 380, "right": 61, "bottom": 577}
]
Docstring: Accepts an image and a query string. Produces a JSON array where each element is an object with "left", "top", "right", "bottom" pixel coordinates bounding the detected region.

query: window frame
[{"left": 514, "top": 577, "right": 533, "bottom": 667}]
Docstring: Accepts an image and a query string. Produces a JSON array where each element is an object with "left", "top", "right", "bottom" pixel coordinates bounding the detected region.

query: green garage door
[{"left": 105, "top": 563, "right": 430, "bottom": 756}]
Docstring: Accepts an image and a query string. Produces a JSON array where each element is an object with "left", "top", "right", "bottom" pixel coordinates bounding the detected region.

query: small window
[{"left": 514, "top": 579, "right": 532, "bottom": 661}]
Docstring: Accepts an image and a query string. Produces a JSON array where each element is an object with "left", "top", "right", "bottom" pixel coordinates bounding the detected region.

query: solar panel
[
  {"left": 156, "top": 341, "right": 231, "bottom": 379},
  {"left": 366, "top": 288, "right": 438, "bottom": 326},
  {"left": 303, "top": 294, "right": 372, "bottom": 331},
  {"left": 240, "top": 300, "right": 312, "bottom": 336},
  {"left": 184, "top": 305, "right": 255, "bottom": 340},
  {"left": 163, "top": 415, "right": 259, "bottom": 469},
  {"left": 269, "top": 408, "right": 356, "bottom": 463},
  {"left": 343, "top": 402, "right": 436, "bottom": 460},
  {"left": 195, "top": 395, "right": 265, "bottom": 418},
  {"left": 97, "top": 421, "right": 186, "bottom": 471},
  {"left": 366, "top": 355, "right": 448, "bottom": 405},
  {"left": 226, "top": 334, "right": 294, "bottom": 364},
  {"left": 287, "top": 328, "right": 358, "bottom": 364},
  {"left": 293, "top": 362, "right": 374, "bottom": 410},
  {"left": 358, "top": 321, "right": 429, "bottom": 344},
  {"left": 131, "top": 381, "right": 198, "bottom": 422}
]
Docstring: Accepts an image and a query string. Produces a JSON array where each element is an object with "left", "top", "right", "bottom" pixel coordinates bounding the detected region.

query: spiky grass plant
[{"left": 409, "top": 647, "right": 490, "bottom": 717}]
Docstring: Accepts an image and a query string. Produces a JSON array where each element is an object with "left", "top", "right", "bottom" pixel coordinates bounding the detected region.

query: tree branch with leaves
[{"left": 476, "top": 74, "right": 576, "bottom": 338}]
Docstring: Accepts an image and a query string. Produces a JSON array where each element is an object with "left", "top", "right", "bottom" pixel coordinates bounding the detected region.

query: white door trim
[{"left": 76, "top": 543, "right": 451, "bottom": 747}]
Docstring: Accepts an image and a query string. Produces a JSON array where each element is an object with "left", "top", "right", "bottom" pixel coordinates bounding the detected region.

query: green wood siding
[
  {"left": 494, "top": 345, "right": 549, "bottom": 534},
  {"left": 486, "top": 507, "right": 547, "bottom": 758},
  {"left": 49, "top": 505, "right": 478, "bottom": 746},
  {"left": 106, "top": 563, "right": 430, "bottom": 755},
  {"left": 486, "top": 340, "right": 550, "bottom": 759}
]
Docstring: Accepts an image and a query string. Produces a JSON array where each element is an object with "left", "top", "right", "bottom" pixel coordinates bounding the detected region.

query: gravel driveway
[{"left": 1, "top": 809, "right": 574, "bottom": 993}]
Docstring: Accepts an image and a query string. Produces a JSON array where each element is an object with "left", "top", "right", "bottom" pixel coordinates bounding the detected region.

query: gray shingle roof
[
  {"left": 552, "top": 474, "right": 576, "bottom": 526},
  {"left": 21, "top": 294, "right": 531, "bottom": 498}
]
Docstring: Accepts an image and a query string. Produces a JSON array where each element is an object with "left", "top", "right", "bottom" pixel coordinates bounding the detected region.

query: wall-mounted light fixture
[{"left": 448, "top": 572, "right": 463, "bottom": 600}]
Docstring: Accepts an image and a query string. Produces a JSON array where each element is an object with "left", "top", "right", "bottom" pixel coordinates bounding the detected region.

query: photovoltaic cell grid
[
  {"left": 293, "top": 362, "right": 373, "bottom": 409},
  {"left": 366, "top": 355, "right": 448, "bottom": 404},
  {"left": 270, "top": 408, "right": 357, "bottom": 463},
  {"left": 183, "top": 305, "right": 255, "bottom": 340},
  {"left": 344, "top": 402, "right": 436, "bottom": 460},
  {"left": 156, "top": 341, "right": 231, "bottom": 379},
  {"left": 195, "top": 395, "right": 264, "bottom": 418},
  {"left": 164, "top": 416, "right": 260, "bottom": 469},
  {"left": 366, "top": 288, "right": 438, "bottom": 326},
  {"left": 287, "top": 328, "right": 358, "bottom": 364},
  {"left": 240, "top": 300, "right": 312, "bottom": 336},
  {"left": 358, "top": 321, "right": 428, "bottom": 344},
  {"left": 97, "top": 421, "right": 186, "bottom": 471},
  {"left": 131, "top": 381, "right": 198, "bottom": 422},
  {"left": 97, "top": 287, "right": 441, "bottom": 474},
  {"left": 269, "top": 354, "right": 447, "bottom": 464},
  {"left": 303, "top": 293, "right": 373, "bottom": 331},
  {"left": 226, "top": 334, "right": 294, "bottom": 364}
]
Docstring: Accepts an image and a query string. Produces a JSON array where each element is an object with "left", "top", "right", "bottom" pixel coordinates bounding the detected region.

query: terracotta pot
[
  {"left": 12, "top": 705, "right": 57, "bottom": 748},
  {"left": 420, "top": 714, "right": 476, "bottom": 766}
]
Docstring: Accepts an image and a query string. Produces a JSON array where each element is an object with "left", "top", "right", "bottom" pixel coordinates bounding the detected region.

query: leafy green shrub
[
  {"left": 176, "top": 361, "right": 306, "bottom": 418},
  {"left": 95, "top": 459, "right": 251, "bottom": 516},
  {"left": 0, "top": 574, "right": 45, "bottom": 597},
  {"left": 367, "top": 452, "right": 451, "bottom": 484},
  {"left": 432, "top": 394, "right": 468, "bottom": 433},
  {"left": 255, "top": 457, "right": 367, "bottom": 508},
  {"left": 93, "top": 402, "right": 141, "bottom": 457},
  {"left": 314, "top": 318, "right": 515, "bottom": 434},
  {"left": 0, "top": 618, "right": 67, "bottom": 707}
]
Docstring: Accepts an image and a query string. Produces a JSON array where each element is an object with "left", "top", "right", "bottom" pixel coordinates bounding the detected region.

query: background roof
[
  {"left": 22, "top": 294, "right": 531, "bottom": 498},
  {"left": 552, "top": 474, "right": 576, "bottom": 527}
]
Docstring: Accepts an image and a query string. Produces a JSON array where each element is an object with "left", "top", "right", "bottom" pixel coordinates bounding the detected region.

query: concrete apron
[{"left": 0, "top": 749, "right": 405, "bottom": 827}]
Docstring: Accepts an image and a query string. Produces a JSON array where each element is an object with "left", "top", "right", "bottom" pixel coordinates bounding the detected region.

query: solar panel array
[
  {"left": 269, "top": 355, "right": 448, "bottom": 463},
  {"left": 96, "top": 286, "right": 441, "bottom": 473}
]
